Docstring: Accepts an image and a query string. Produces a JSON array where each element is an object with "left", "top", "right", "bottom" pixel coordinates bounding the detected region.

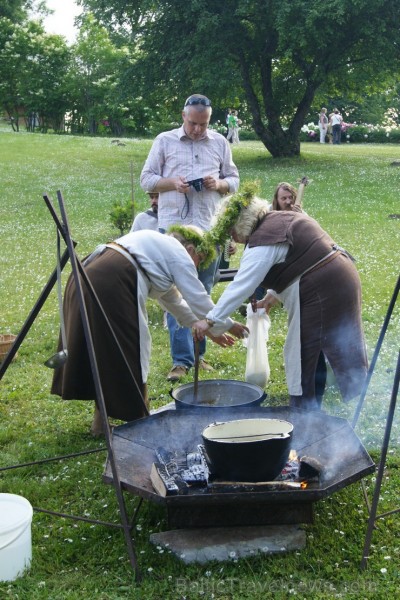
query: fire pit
[{"left": 103, "top": 406, "right": 374, "bottom": 529}]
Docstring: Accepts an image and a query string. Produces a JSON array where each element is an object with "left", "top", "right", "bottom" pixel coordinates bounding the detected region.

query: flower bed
[{"left": 301, "top": 122, "right": 400, "bottom": 143}]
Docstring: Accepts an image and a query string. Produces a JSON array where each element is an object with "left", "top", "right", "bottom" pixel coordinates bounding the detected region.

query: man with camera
[{"left": 140, "top": 93, "right": 239, "bottom": 381}]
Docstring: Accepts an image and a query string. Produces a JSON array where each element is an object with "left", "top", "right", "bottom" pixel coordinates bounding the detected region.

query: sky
[{"left": 42, "top": 0, "right": 82, "bottom": 44}]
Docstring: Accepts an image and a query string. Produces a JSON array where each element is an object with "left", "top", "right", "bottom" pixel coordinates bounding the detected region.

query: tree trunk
[{"left": 256, "top": 126, "right": 301, "bottom": 158}]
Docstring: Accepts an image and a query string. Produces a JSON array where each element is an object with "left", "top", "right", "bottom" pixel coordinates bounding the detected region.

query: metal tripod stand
[
  {"left": 351, "top": 274, "right": 400, "bottom": 569},
  {"left": 0, "top": 191, "right": 150, "bottom": 581}
]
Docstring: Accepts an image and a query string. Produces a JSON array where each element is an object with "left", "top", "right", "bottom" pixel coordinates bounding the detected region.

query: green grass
[{"left": 0, "top": 131, "right": 400, "bottom": 598}]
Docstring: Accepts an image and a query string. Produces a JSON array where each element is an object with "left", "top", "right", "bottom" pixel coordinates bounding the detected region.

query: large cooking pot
[
  {"left": 170, "top": 379, "right": 266, "bottom": 410},
  {"left": 202, "top": 418, "right": 293, "bottom": 482}
]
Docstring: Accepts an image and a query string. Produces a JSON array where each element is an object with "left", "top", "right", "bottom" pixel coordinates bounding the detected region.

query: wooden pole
[{"left": 130, "top": 161, "right": 135, "bottom": 220}]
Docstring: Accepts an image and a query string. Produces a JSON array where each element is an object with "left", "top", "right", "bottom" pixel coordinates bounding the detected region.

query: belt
[
  {"left": 106, "top": 242, "right": 137, "bottom": 266},
  {"left": 302, "top": 249, "right": 339, "bottom": 277},
  {"left": 106, "top": 242, "right": 151, "bottom": 281}
]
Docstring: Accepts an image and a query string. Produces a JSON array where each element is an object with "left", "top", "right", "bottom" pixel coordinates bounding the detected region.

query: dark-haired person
[
  {"left": 140, "top": 94, "right": 239, "bottom": 382},
  {"left": 51, "top": 226, "right": 247, "bottom": 434},
  {"left": 330, "top": 109, "right": 343, "bottom": 145},
  {"left": 193, "top": 189, "right": 367, "bottom": 411},
  {"left": 130, "top": 191, "right": 159, "bottom": 232}
]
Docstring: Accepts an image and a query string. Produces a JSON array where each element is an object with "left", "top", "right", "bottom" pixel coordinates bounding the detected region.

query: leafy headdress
[
  {"left": 167, "top": 224, "right": 216, "bottom": 269},
  {"left": 206, "top": 180, "right": 260, "bottom": 246}
]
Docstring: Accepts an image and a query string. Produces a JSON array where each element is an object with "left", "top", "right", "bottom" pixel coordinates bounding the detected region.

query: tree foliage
[
  {"left": 79, "top": 0, "right": 400, "bottom": 157},
  {"left": 0, "top": 18, "right": 71, "bottom": 131}
]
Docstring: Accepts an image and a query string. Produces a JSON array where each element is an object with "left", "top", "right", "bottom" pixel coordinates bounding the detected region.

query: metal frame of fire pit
[{"left": 103, "top": 406, "right": 374, "bottom": 529}]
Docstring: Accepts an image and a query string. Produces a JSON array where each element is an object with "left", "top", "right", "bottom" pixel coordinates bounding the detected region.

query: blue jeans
[{"left": 167, "top": 256, "right": 220, "bottom": 368}]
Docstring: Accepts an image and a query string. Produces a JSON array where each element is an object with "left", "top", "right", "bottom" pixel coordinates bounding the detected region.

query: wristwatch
[{"left": 205, "top": 318, "right": 215, "bottom": 328}]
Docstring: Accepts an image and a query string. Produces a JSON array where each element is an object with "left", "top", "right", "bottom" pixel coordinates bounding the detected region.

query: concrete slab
[{"left": 150, "top": 525, "right": 306, "bottom": 564}]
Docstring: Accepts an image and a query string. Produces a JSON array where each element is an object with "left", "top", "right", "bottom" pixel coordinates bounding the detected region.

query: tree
[
  {"left": 0, "top": 18, "right": 72, "bottom": 131},
  {"left": 69, "top": 14, "right": 133, "bottom": 135},
  {"left": 79, "top": 0, "right": 400, "bottom": 157}
]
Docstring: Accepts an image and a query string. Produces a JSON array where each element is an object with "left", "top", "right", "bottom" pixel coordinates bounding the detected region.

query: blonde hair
[{"left": 229, "top": 196, "right": 269, "bottom": 241}]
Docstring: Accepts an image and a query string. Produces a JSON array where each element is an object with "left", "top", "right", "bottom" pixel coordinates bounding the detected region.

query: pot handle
[{"left": 256, "top": 391, "right": 268, "bottom": 404}]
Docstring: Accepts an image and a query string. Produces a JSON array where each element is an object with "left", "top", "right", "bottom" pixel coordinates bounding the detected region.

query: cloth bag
[{"left": 243, "top": 303, "right": 271, "bottom": 389}]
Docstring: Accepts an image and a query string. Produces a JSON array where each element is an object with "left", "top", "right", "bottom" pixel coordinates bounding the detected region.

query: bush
[
  {"left": 301, "top": 121, "right": 400, "bottom": 144},
  {"left": 109, "top": 199, "right": 134, "bottom": 235}
]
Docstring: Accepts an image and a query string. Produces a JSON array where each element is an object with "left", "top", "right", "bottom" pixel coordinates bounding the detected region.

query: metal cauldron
[
  {"left": 202, "top": 418, "right": 293, "bottom": 482},
  {"left": 170, "top": 379, "right": 266, "bottom": 410}
]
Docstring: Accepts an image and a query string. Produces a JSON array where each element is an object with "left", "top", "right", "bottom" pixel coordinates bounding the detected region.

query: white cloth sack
[{"left": 243, "top": 304, "right": 271, "bottom": 389}]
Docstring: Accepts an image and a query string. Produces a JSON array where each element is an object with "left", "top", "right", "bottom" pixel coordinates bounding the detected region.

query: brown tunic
[
  {"left": 249, "top": 211, "right": 335, "bottom": 293},
  {"left": 249, "top": 212, "right": 367, "bottom": 408},
  {"left": 51, "top": 248, "right": 146, "bottom": 422}
]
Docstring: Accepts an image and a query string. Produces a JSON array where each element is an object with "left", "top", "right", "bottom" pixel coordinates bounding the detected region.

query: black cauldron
[{"left": 202, "top": 418, "right": 293, "bottom": 482}]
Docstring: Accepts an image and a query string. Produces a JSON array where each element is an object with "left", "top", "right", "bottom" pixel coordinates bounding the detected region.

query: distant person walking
[
  {"left": 319, "top": 108, "right": 328, "bottom": 143},
  {"left": 227, "top": 110, "right": 240, "bottom": 144},
  {"left": 225, "top": 108, "right": 232, "bottom": 138},
  {"left": 330, "top": 109, "right": 343, "bottom": 145}
]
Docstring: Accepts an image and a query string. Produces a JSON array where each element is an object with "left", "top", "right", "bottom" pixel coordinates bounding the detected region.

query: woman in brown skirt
[
  {"left": 193, "top": 188, "right": 368, "bottom": 411},
  {"left": 51, "top": 226, "right": 247, "bottom": 433}
]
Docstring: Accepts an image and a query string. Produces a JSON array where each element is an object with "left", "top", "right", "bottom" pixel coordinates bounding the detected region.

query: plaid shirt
[{"left": 140, "top": 125, "right": 239, "bottom": 231}]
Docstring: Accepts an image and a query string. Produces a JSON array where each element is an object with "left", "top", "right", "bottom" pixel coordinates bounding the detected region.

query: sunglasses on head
[{"left": 184, "top": 96, "right": 212, "bottom": 107}]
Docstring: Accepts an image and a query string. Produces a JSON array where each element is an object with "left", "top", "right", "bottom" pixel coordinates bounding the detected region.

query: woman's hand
[
  {"left": 256, "top": 292, "right": 280, "bottom": 314},
  {"left": 206, "top": 332, "right": 236, "bottom": 347},
  {"left": 228, "top": 321, "right": 249, "bottom": 339},
  {"left": 192, "top": 319, "right": 249, "bottom": 344}
]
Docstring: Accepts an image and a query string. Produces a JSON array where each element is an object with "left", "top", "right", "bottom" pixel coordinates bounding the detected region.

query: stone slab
[{"left": 150, "top": 524, "right": 306, "bottom": 564}]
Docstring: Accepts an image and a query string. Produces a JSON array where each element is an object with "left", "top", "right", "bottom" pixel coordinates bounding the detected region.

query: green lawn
[{"left": 0, "top": 131, "right": 399, "bottom": 598}]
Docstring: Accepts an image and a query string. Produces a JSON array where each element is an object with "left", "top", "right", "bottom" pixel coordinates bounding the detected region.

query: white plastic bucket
[{"left": 0, "top": 494, "right": 33, "bottom": 581}]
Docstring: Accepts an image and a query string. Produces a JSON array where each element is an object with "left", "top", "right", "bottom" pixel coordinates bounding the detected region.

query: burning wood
[
  {"left": 209, "top": 480, "right": 308, "bottom": 491},
  {"left": 299, "top": 455, "right": 324, "bottom": 481},
  {"left": 150, "top": 447, "right": 209, "bottom": 496},
  {"left": 149, "top": 446, "right": 321, "bottom": 496}
]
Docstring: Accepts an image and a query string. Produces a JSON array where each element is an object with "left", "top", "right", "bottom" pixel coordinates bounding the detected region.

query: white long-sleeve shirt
[
  {"left": 107, "top": 230, "right": 233, "bottom": 380},
  {"left": 206, "top": 243, "right": 304, "bottom": 394},
  {"left": 206, "top": 244, "right": 289, "bottom": 324},
  {"left": 140, "top": 125, "right": 239, "bottom": 231}
]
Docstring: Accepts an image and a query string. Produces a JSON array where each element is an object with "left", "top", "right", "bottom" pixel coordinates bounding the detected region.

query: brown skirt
[
  {"left": 292, "top": 253, "right": 368, "bottom": 409},
  {"left": 51, "top": 248, "right": 146, "bottom": 421}
]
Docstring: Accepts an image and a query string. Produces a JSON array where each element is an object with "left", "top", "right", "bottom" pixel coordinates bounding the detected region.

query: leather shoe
[
  {"left": 167, "top": 365, "right": 189, "bottom": 382},
  {"left": 199, "top": 359, "right": 214, "bottom": 372}
]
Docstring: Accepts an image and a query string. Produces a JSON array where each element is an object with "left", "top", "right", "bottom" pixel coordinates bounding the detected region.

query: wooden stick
[{"left": 193, "top": 339, "right": 200, "bottom": 401}]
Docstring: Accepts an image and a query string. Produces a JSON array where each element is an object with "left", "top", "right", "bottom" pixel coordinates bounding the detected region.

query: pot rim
[
  {"left": 202, "top": 418, "right": 293, "bottom": 444},
  {"left": 171, "top": 378, "right": 265, "bottom": 394}
]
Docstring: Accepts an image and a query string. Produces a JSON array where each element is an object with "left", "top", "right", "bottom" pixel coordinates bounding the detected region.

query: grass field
[{"left": 0, "top": 131, "right": 399, "bottom": 599}]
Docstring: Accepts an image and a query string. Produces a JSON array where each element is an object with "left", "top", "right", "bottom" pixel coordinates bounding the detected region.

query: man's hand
[
  {"left": 174, "top": 176, "right": 191, "bottom": 193},
  {"left": 202, "top": 176, "right": 229, "bottom": 194},
  {"left": 155, "top": 176, "right": 190, "bottom": 194},
  {"left": 192, "top": 319, "right": 213, "bottom": 341}
]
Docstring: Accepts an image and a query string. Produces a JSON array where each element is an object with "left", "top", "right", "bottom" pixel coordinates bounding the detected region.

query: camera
[{"left": 187, "top": 178, "right": 204, "bottom": 192}]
